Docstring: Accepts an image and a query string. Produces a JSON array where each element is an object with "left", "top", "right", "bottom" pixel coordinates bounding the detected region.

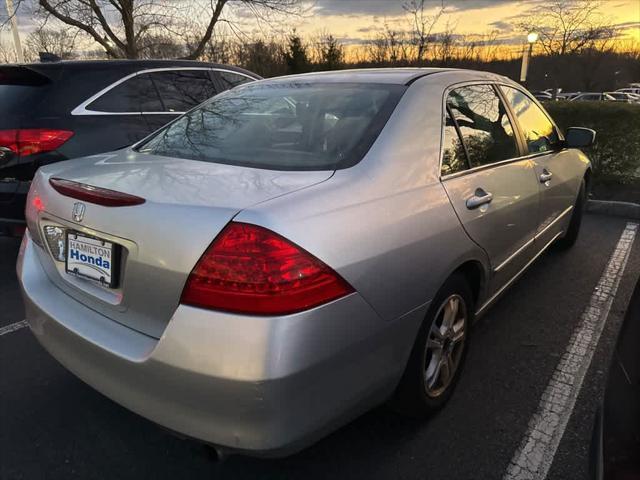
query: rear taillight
[
  {"left": 49, "top": 178, "right": 145, "bottom": 207},
  {"left": 0, "top": 129, "right": 74, "bottom": 157},
  {"left": 180, "top": 222, "right": 354, "bottom": 315}
]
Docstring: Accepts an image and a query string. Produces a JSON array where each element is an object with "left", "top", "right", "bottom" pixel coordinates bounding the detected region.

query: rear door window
[
  {"left": 217, "top": 71, "right": 253, "bottom": 89},
  {"left": 441, "top": 108, "right": 469, "bottom": 176},
  {"left": 149, "top": 70, "right": 218, "bottom": 112},
  {"left": 87, "top": 74, "right": 162, "bottom": 113},
  {"left": 500, "top": 86, "right": 560, "bottom": 154},
  {"left": 447, "top": 84, "right": 519, "bottom": 167}
]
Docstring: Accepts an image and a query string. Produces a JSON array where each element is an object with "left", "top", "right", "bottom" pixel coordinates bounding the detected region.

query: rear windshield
[
  {"left": 136, "top": 82, "right": 406, "bottom": 170},
  {"left": 0, "top": 85, "right": 48, "bottom": 116},
  {"left": 0, "top": 67, "right": 50, "bottom": 116}
]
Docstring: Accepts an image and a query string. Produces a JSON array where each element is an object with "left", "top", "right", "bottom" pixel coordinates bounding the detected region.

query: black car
[
  {"left": 0, "top": 60, "right": 260, "bottom": 232},
  {"left": 591, "top": 277, "right": 640, "bottom": 479}
]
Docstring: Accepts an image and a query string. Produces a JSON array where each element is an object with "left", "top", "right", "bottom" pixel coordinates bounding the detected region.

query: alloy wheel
[{"left": 424, "top": 294, "right": 468, "bottom": 398}]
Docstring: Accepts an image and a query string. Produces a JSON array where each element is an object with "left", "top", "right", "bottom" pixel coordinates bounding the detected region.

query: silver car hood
[
  {"left": 44, "top": 150, "right": 334, "bottom": 209},
  {"left": 31, "top": 150, "right": 334, "bottom": 338}
]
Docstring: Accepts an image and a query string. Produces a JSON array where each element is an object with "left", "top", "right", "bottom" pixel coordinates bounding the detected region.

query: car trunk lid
[{"left": 28, "top": 150, "right": 334, "bottom": 338}]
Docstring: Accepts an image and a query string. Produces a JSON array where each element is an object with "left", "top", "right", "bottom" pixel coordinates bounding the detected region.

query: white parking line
[
  {"left": 0, "top": 320, "right": 28, "bottom": 337},
  {"left": 504, "top": 222, "right": 638, "bottom": 480}
]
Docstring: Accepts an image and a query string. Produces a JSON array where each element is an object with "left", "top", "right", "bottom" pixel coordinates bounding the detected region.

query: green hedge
[{"left": 542, "top": 101, "right": 640, "bottom": 183}]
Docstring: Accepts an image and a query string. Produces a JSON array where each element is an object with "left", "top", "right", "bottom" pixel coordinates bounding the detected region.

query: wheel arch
[
  {"left": 449, "top": 259, "right": 487, "bottom": 309},
  {"left": 583, "top": 167, "right": 593, "bottom": 196}
]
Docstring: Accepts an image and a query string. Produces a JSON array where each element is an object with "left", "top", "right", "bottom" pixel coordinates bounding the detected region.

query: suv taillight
[
  {"left": 180, "top": 222, "right": 354, "bottom": 315},
  {"left": 0, "top": 129, "right": 74, "bottom": 157}
]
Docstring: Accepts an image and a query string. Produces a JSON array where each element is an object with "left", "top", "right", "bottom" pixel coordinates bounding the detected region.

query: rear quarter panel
[{"left": 236, "top": 76, "right": 490, "bottom": 324}]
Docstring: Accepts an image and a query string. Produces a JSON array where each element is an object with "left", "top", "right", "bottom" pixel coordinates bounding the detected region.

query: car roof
[
  {"left": 17, "top": 59, "right": 260, "bottom": 78},
  {"left": 259, "top": 67, "right": 513, "bottom": 86}
]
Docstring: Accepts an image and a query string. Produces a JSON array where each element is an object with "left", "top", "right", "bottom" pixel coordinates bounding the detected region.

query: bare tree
[
  {"left": 34, "top": 0, "right": 301, "bottom": 59},
  {"left": 310, "top": 30, "right": 343, "bottom": 69},
  {"left": 0, "top": 39, "right": 18, "bottom": 62},
  {"left": 25, "top": 28, "right": 77, "bottom": 59},
  {"left": 366, "top": 23, "right": 410, "bottom": 65},
  {"left": 403, "top": 0, "right": 444, "bottom": 62},
  {"left": 518, "top": 0, "right": 615, "bottom": 56},
  {"left": 434, "top": 20, "right": 456, "bottom": 65}
]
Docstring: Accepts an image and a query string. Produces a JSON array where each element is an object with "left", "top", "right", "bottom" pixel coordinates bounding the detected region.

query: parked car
[
  {"left": 570, "top": 92, "right": 615, "bottom": 102},
  {"left": 558, "top": 92, "right": 581, "bottom": 100},
  {"left": 17, "top": 68, "right": 594, "bottom": 458},
  {"left": 591, "top": 276, "right": 640, "bottom": 479},
  {"left": 532, "top": 91, "right": 553, "bottom": 101},
  {"left": 615, "top": 87, "right": 640, "bottom": 95},
  {"left": 604, "top": 91, "right": 640, "bottom": 104},
  {"left": 0, "top": 60, "right": 260, "bottom": 233}
]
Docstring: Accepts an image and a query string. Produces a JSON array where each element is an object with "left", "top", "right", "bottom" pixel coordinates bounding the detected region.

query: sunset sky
[
  {"left": 2, "top": 0, "right": 639, "bottom": 55},
  {"left": 292, "top": 0, "right": 640, "bottom": 47}
]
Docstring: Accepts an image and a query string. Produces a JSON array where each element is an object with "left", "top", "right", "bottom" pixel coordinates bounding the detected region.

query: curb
[{"left": 587, "top": 199, "right": 640, "bottom": 220}]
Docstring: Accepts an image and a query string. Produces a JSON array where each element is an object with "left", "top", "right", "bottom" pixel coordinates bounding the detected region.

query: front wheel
[
  {"left": 390, "top": 273, "right": 473, "bottom": 416},
  {"left": 554, "top": 178, "right": 586, "bottom": 251}
]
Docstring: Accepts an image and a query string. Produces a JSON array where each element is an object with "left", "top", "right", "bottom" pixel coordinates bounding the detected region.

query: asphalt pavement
[{"left": 1, "top": 213, "right": 639, "bottom": 480}]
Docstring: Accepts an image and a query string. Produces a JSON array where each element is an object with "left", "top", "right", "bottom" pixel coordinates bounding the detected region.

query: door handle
[
  {"left": 540, "top": 170, "right": 553, "bottom": 183},
  {"left": 466, "top": 188, "right": 493, "bottom": 210}
]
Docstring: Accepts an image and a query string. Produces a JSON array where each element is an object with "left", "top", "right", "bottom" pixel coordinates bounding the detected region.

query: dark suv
[{"left": 0, "top": 60, "right": 260, "bottom": 231}]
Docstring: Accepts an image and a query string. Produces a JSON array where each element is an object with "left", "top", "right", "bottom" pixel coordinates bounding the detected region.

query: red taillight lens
[
  {"left": 181, "top": 222, "right": 354, "bottom": 315},
  {"left": 49, "top": 178, "right": 145, "bottom": 207},
  {"left": 0, "top": 129, "right": 74, "bottom": 157}
]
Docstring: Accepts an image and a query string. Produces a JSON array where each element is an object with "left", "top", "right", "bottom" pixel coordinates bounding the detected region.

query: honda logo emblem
[{"left": 72, "top": 202, "right": 86, "bottom": 222}]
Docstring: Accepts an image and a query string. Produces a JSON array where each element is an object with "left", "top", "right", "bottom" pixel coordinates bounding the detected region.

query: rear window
[
  {"left": 0, "top": 85, "right": 47, "bottom": 116},
  {"left": 87, "top": 74, "right": 162, "bottom": 113},
  {"left": 136, "top": 82, "right": 406, "bottom": 171},
  {"left": 0, "top": 67, "right": 50, "bottom": 116},
  {"left": 149, "top": 70, "right": 218, "bottom": 112}
]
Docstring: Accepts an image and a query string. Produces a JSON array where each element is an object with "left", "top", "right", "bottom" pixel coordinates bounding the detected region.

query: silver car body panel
[
  {"left": 27, "top": 154, "right": 334, "bottom": 337},
  {"left": 17, "top": 68, "right": 590, "bottom": 455}
]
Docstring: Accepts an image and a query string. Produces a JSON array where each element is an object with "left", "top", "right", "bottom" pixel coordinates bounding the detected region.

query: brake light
[
  {"left": 180, "top": 222, "right": 354, "bottom": 315},
  {"left": 0, "top": 129, "right": 74, "bottom": 157},
  {"left": 49, "top": 178, "right": 145, "bottom": 207}
]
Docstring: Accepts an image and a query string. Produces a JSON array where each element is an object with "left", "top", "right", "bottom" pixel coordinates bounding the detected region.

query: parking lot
[{"left": 1, "top": 212, "right": 638, "bottom": 480}]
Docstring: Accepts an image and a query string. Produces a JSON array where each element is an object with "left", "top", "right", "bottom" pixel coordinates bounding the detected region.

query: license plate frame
[{"left": 65, "top": 231, "right": 120, "bottom": 288}]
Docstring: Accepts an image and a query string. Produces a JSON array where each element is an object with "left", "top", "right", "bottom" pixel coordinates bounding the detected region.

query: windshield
[{"left": 136, "top": 82, "right": 406, "bottom": 171}]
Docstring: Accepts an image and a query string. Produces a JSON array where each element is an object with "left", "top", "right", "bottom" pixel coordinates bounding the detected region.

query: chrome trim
[
  {"left": 493, "top": 204, "right": 573, "bottom": 274},
  {"left": 477, "top": 230, "right": 564, "bottom": 317},
  {"left": 534, "top": 205, "right": 574, "bottom": 240},
  {"left": 441, "top": 155, "right": 533, "bottom": 181},
  {"left": 494, "top": 238, "right": 535, "bottom": 273},
  {"left": 71, "top": 67, "right": 257, "bottom": 116}
]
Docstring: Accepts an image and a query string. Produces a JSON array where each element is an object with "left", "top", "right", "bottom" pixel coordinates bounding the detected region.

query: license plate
[{"left": 65, "top": 232, "right": 118, "bottom": 288}]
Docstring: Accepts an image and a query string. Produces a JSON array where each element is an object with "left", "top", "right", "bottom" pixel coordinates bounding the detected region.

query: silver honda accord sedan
[{"left": 17, "top": 68, "right": 594, "bottom": 457}]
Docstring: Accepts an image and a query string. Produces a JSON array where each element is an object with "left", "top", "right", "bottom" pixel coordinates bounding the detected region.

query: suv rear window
[
  {"left": 136, "top": 82, "right": 406, "bottom": 171},
  {"left": 149, "top": 70, "right": 218, "bottom": 112},
  {"left": 87, "top": 74, "right": 162, "bottom": 113},
  {"left": 0, "top": 67, "right": 50, "bottom": 117}
]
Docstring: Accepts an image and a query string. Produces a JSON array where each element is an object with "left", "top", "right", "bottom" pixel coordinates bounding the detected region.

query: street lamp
[
  {"left": 520, "top": 32, "right": 538, "bottom": 84},
  {"left": 5, "top": 0, "right": 24, "bottom": 63}
]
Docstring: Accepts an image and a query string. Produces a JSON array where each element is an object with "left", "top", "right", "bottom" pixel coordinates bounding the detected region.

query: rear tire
[
  {"left": 390, "top": 273, "right": 473, "bottom": 417},
  {"left": 554, "top": 178, "right": 586, "bottom": 251}
]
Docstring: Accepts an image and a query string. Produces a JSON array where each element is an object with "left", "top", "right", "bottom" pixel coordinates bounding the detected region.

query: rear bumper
[
  {"left": 0, "top": 182, "right": 29, "bottom": 225},
  {"left": 17, "top": 232, "right": 424, "bottom": 455}
]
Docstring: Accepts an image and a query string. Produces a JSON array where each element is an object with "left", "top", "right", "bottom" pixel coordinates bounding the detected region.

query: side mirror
[{"left": 565, "top": 127, "right": 596, "bottom": 148}]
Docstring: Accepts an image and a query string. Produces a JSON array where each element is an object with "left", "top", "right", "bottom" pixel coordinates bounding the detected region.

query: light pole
[
  {"left": 5, "top": 0, "right": 24, "bottom": 63},
  {"left": 520, "top": 32, "right": 538, "bottom": 84}
]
